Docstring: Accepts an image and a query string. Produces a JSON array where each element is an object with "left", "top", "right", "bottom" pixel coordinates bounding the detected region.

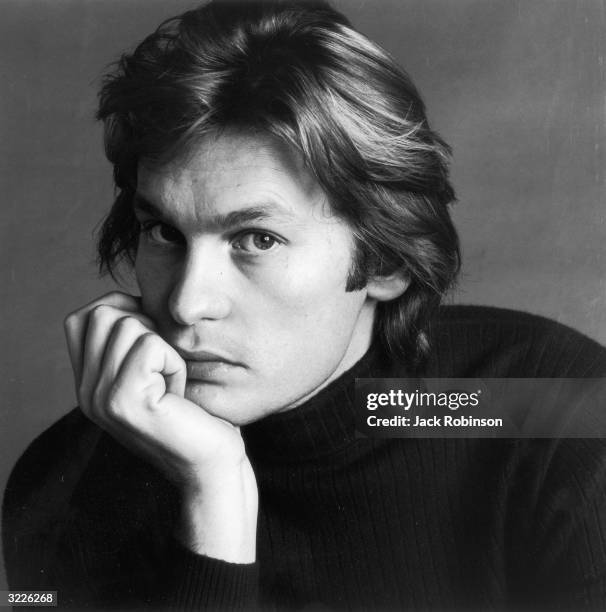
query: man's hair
[{"left": 96, "top": 0, "right": 460, "bottom": 369}]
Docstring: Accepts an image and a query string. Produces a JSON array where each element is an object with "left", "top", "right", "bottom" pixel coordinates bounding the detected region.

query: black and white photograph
[{"left": 1, "top": 1, "right": 606, "bottom": 609}]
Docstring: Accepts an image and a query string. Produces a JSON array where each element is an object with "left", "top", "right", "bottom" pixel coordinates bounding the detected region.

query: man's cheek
[
  {"left": 264, "top": 274, "right": 344, "bottom": 318},
  {"left": 136, "top": 263, "right": 171, "bottom": 317},
  {"left": 135, "top": 261, "right": 156, "bottom": 302}
]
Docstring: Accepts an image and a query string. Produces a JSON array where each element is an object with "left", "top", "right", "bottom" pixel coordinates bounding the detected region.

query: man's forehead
[
  {"left": 140, "top": 131, "right": 310, "bottom": 187},
  {"left": 136, "top": 130, "right": 331, "bottom": 221}
]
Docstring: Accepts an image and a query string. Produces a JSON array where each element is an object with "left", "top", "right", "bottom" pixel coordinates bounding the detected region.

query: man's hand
[{"left": 64, "top": 291, "right": 257, "bottom": 563}]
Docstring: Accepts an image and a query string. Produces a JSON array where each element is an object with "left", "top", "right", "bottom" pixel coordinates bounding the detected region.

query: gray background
[{"left": 1, "top": 0, "right": 605, "bottom": 591}]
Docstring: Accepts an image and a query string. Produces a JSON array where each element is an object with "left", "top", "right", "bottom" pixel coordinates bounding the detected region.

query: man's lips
[
  {"left": 176, "top": 348, "right": 241, "bottom": 364},
  {"left": 175, "top": 349, "right": 246, "bottom": 381}
]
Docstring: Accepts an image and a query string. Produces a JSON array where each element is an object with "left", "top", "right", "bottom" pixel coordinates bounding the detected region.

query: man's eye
[
  {"left": 140, "top": 221, "right": 183, "bottom": 245},
  {"left": 232, "top": 232, "right": 282, "bottom": 253}
]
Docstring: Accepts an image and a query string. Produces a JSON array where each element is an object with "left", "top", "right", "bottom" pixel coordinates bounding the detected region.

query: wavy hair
[{"left": 96, "top": 0, "right": 460, "bottom": 369}]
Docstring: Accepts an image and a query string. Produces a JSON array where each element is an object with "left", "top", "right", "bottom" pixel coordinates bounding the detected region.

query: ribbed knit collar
[{"left": 242, "top": 342, "right": 399, "bottom": 462}]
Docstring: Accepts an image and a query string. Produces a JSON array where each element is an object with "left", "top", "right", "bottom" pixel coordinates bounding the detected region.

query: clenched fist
[{"left": 64, "top": 291, "right": 257, "bottom": 562}]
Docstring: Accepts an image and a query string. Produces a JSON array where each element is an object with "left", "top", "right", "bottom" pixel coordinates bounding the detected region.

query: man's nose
[{"left": 168, "top": 244, "right": 232, "bottom": 326}]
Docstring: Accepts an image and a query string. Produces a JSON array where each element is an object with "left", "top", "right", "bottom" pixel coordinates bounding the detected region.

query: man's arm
[
  {"left": 2, "top": 408, "right": 259, "bottom": 610},
  {"left": 63, "top": 291, "right": 259, "bottom": 605},
  {"left": 526, "top": 438, "right": 606, "bottom": 610}
]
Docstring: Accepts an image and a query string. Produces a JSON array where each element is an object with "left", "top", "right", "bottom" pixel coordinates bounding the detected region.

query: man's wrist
[{"left": 176, "top": 460, "right": 258, "bottom": 563}]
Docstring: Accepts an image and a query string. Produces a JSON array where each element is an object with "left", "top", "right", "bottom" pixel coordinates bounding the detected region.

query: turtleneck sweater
[{"left": 4, "top": 305, "right": 606, "bottom": 610}]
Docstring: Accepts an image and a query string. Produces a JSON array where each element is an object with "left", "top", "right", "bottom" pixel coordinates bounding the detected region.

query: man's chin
[{"left": 184, "top": 382, "right": 267, "bottom": 427}]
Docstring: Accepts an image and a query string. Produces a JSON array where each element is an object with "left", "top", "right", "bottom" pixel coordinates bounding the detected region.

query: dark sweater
[{"left": 4, "top": 305, "right": 606, "bottom": 610}]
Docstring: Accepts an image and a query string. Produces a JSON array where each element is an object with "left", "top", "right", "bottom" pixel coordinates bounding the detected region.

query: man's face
[{"left": 135, "top": 131, "right": 376, "bottom": 425}]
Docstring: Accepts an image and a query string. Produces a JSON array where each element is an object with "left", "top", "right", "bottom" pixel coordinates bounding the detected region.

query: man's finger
[
  {"left": 93, "top": 316, "right": 153, "bottom": 416},
  {"left": 64, "top": 310, "right": 87, "bottom": 384},
  {"left": 113, "top": 333, "right": 187, "bottom": 413},
  {"left": 64, "top": 292, "right": 144, "bottom": 384}
]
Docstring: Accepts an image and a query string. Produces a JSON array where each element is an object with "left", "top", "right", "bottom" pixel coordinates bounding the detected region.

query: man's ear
[{"left": 366, "top": 271, "right": 409, "bottom": 302}]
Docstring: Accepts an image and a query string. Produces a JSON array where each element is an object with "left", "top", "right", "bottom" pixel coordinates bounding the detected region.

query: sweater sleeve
[
  {"left": 159, "top": 540, "right": 258, "bottom": 610},
  {"left": 3, "top": 409, "right": 260, "bottom": 610},
  {"left": 2, "top": 409, "right": 103, "bottom": 593},
  {"left": 526, "top": 438, "right": 606, "bottom": 610},
  {"left": 432, "top": 307, "right": 606, "bottom": 609}
]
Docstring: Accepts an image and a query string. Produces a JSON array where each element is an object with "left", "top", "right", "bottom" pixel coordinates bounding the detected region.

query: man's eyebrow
[
  {"left": 132, "top": 193, "right": 296, "bottom": 229},
  {"left": 133, "top": 195, "right": 172, "bottom": 223}
]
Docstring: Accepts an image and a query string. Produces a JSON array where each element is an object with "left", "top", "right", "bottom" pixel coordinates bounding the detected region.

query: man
[{"left": 4, "top": 1, "right": 606, "bottom": 610}]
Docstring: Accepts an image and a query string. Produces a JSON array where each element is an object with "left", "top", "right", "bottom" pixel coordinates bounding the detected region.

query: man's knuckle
[
  {"left": 93, "top": 291, "right": 141, "bottom": 314},
  {"left": 115, "top": 315, "right": 142, "bottom": 334},
  {"left": 63, "top": 312, "right": 79, "bottom": 331},
  {"left": 103, "top": 291, "right": 125, "bottom": 300},
  {"left": 137, "top": 332, "right": 160, "bottom": 350},
  {"left": 91, "top": 303, "right": 116, "bottom": 322},
  {"left": 106, "top": 290, "right": 137, "bottom": 305}
]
